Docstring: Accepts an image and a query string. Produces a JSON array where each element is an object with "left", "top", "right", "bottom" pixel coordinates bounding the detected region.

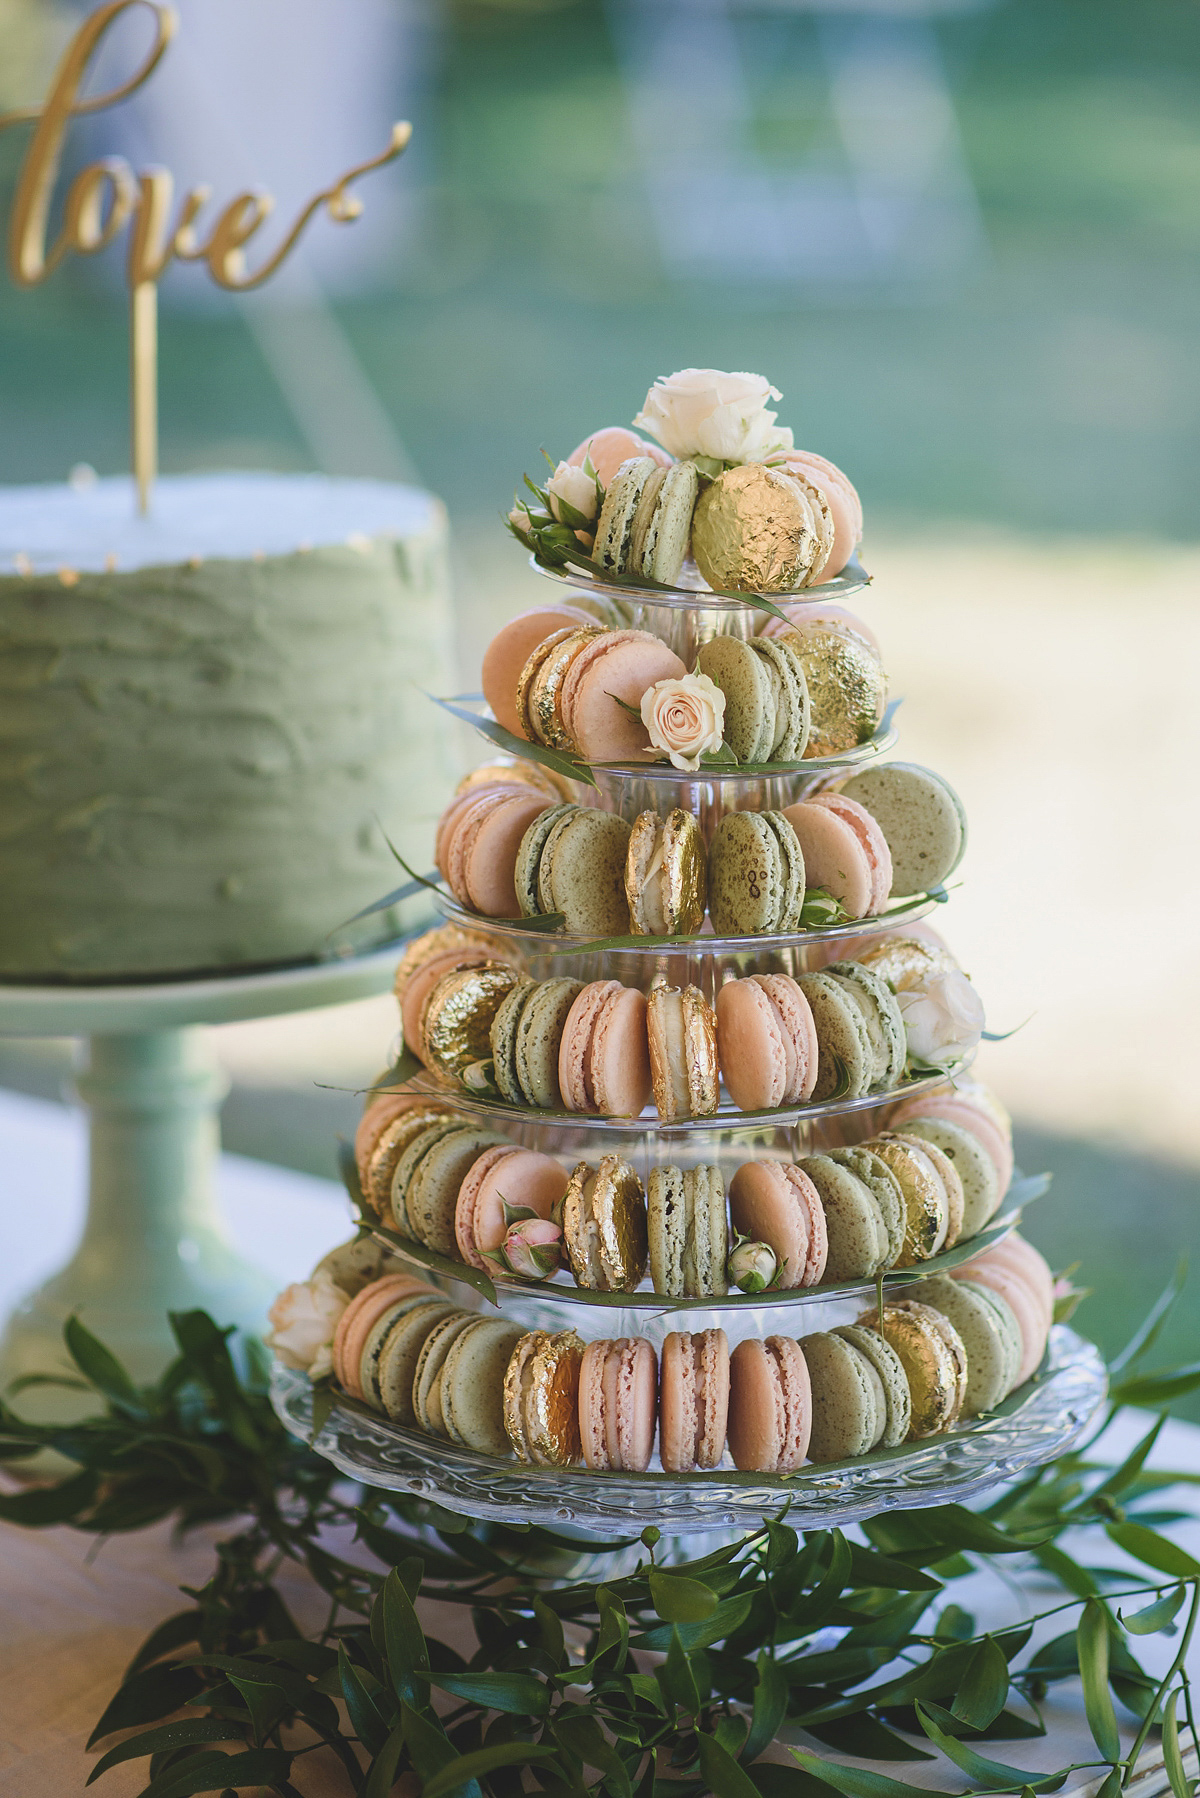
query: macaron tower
[{"left": 268, "top": 368, "right": 1106, "bottom": 1538}]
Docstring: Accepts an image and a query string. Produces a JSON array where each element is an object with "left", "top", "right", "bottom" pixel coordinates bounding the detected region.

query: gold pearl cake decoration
[
  {"left": 859, "top": 1301, "right": 968, "bottom": 1438},
  {"left": 691, "top": 463, "right": 821, "bottom": 594},
  {"left": 780, "top": 620, "right": 886, "bottom": 757}
]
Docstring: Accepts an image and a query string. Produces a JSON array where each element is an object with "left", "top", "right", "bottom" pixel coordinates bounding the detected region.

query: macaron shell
[
  {"left": 562, "top": 632, "right": 687, "bottom": 762},
  {"left": 580, "top": 1337, "right": 658, "bottom": 1471},
  {"left": 413, "top": 1310, "right": 478, "bottom": 1435},
  {"left": 695, "top": 636, "right": 775, "bottom": 763},
  {"left": 871, "top": 1134, "right": 949, "bottom": 1265},
  {"left": 514, "top": 803, "right": 575, "bottom": 917},
  {"left": 648, "top": 1166, "right": 688, "bottom": 1297},
  {"left": 590, "top": 984, "right": 652, "bottom": 1117},
  {"left": 558, "top": 980, "right": 620, "bottom": 1113},
  {"left": 390, "top": 1118, "right": 472, "bottom": 1239},
  {"left": 801, "top": 1331, "right": 886, "bottom": 1462},
  {"left": 375, "top": 1299, "right": 457, "bottom": 1422},
  {"left": 727, "top": 1336, "right": 811, "bottom": 1473},
  {"left": 401, "top": 951, "right": 494, "bottom": 1061},
  {"left": 762, "top": 812, "right": 807, "bottom": 929},
  {"left": 408, "top": 1127, "right": 505, "bottom": 1257},
  {"left": 801, "top": 1155, "right": 888, "bottom": 1281},
  {"left": 568, "top": 426, "right": 672, "bottom": 489},
  {"left": 890, "top": 1094, "right": 1013, "bottom": 1197},
  {"left": 483, "top": 606, "right": 600, "bottom": 737},
  {"left": 797, "top": 970, "right": 871, "bottom": 1101},
  {"left": 716, "top": 978, "right": 787, "bottom": 1110},
  {"left": 516, "top": 978, "right": 584, "bottom": 1107},
  {"left": 782, "top": 452, "right": 863, "bottom": 578},
  {"left": 454, "top": 1144, "right": 521, "bottom": 1268},
  {"left": 960, "top": 1263, "right": 1046, "bottom": 1385},
  {"left": 489, "top": 978, "right": 538, "bottom": 1105},
  {"left": 827, "top": 961, "right": 907, "bottom": 1090},
  {"left": 918, "top": 1275, "right": 1020, "bottom": 1416},
  {"left": 332, "top": 1275, "right": 436, "bottom": 1397},
  {"left": 640, "top": 460, "right": 701, "bottom": 586},
  {"left": 660, "top": 1329, "right": 729, "bottom": 1472},
  {"left": 834, "top": 1324, "right": 911, "bottom": 1446},
  {"left": 898, "top": 1117, "right": 1000, "bottom": 1238},
  {"left": 440, "top": 1318, "right": 525, "bottom": 1455},
  {"left": 729, "top": 1160, "right": 819, "bottom": 1289},
  {"left": 708, "top": 812, "right": 787, "bottom": 936},
  {"left": 754, "top": 975, "right": 819, "bottom": 1104},
  {"left": 362, "top": 1103, "right": 459, "bottom": 1217},
  {"left": 472, "top": 1149, "right": 568, "bottom": 1256},
  {"left": 810, "top": 795, "right": 893, "bottom": 913},
  {"left": 684, "top": 1165, "right": 729, "bottom": 1297},
  {"left": 973, "top": 1234, "right": 1055, "bottom": 1331},
  {"left": 830, "top": 1146, "right": 906, "bottom": 1267},
  {"left": 463, "top": 793, "right": 552, "bottom": 917},
  {"left": 783, "top": 800, "right": 874, "bottom": 918},
  {"left": 540, "top": 808, "right": 632, "bottom": 935},
  {"left": 899, "top": 1132, "right": 965, "bottom": 1250},
  {"left": 435, "top": 784, "right": 527, "bottom": 878},
  {"left": 839, "top": 763, "right": 966, "bottom": 898}
]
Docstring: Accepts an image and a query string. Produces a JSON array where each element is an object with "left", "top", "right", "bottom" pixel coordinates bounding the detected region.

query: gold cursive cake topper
[{"left": 0, "top": 0, "right": 411, "bottom": 512}]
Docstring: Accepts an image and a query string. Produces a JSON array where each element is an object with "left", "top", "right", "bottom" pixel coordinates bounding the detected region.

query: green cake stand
[{"left": 0, "top": 943, "right": 406, "bottom": 1409}]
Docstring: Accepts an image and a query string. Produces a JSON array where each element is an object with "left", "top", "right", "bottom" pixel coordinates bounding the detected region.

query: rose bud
[
  {"left": 727, "top": 1238, "right": 778, "bottom": 1294},
  {"left": 502, "top": 1217, "right": 564, "bottom": 1281}
]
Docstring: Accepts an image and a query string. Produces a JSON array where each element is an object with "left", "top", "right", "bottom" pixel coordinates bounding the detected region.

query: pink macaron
[
  {"left": 558, "top": 980, "right": 651, "bottom": 1118},
  {"left": 482, "top": 605, "right": 601, "bottom": 738},
  {"left": 956, "top": 1250, "right": 1047, "bottom": 1385},
  {"left": 659, "top": 1329, "right": 730, "bottom": 1473},
  {"left": 578, "top": 1336, "right": 658, "bottom": 1471},
  {"left": 445, "top": 789, "right": 551, "bottom": 918},
  {"left": 559, "top": 630, "right": 686, "bottom": 763},
  {"left": 715, "top": 974, "right": 818, "bottom": 1112},
  {"left": 728, "top": 1161, "right": 828, "bottom": 1289},
  {"left": 783, "top": 795, "right": 892, "bottom": 919},
  {"left": 567, "top": 426, "right": 673, "bottom": 489},
  {"left": 454, "top": 1144, "right": 568, "bottom": 1270},
  {"left": 978, "top": 1234, "right": 1054, "bottom": 1332},
  {"left": 727, "top": 1336, "right": 812, "bottom": 1473},
  {"left": 355, "top": 1089, "right": 454, "bottom": 1191},
  {"left": 435, "top": 782, "right": 535, "bottom": 876},
  {"left": 781, "top": 452, "right": 863, "bottom": 580},
  {"left": 331, "top": 1274, "right": 436, "bottom": 1399}
]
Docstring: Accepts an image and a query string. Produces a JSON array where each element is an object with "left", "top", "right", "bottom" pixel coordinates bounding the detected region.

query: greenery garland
[{"left": 2, "top": 1280, "right": 1199, "bottom": 1798}]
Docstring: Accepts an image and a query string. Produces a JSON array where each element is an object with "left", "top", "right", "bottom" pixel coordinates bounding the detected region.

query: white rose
[
  {"left": 640, "top": 672, "right": 726, "bottom": 771},
  {"left": 898, "top": 969, "right": 986, "bottom": 1070},
  {"left": 633, "top": 369, "right": 795, "bottom": 464},
  {"left": 508, "top": 503, "right": 533, "bottom": 536},
  {"left": 545, "top": 460, "right": 600, "bottom": 524},
  {"left": 265, "top": 1275, "right": 348, "bottom": 1379}
]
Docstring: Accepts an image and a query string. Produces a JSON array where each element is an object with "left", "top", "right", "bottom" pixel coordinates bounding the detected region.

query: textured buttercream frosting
[{"left": 0, "top": 473, "right": 456, "bottom": 979}]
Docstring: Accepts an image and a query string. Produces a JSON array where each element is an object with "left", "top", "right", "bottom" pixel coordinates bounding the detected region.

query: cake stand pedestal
[{"left": 0, "top": 944, "right": 406, "bottom": 1404}]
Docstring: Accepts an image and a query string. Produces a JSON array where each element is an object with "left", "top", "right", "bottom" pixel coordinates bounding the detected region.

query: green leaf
[
  {"left": 366, "top": 1221, "right": 498, "bottom": 1308},
  {"left": 742, "top": 1651, "right": 788, "bottom": 1763},
  {"left": 426, "top": 693, "right": 597, "bottom": 789},
  {"left": 914, "top": 1702, "right": 1076, "bottom": 1791},
  {"left": 1107, "top": 1521, "right": 1200, "bottom": 1579},
  {"left": 649, "top": 1568, "right": 720, "bottom": 1623},
  {"left": 595, "top": 1586, "right": 629, "bottom": 1672},
  {"left": 788, "top": 1745, "right": 942, "bottom": 1798},
  {"left": 845, "top": 1541, "right": 944, "bottom": 1590},
  {"left": 133, "top": 1748, "right": 294, "bottom": 1798},
  {"left": 1087, "top": 1417, "right": 1165, "bottom": 1507},
  {"left": 401, "top": 1701, "right": 465, "bottom": 1785},
  {"left": 87, "top": 1720, "right": 237, "bottom": 1784},
  {"left": 1077, "top": 1597, "right": 1120, "bottom": 1763},
  {"left": 124, "top": 1610, "right": 203, "bottom": 1680},
  {"left": 951, "top": 1636, "right": 1010, "bottom": 1730},
  {"left": 421, "top": 1669, "right": 550, "bottom": 1715},
  {"left": 421, "top": 1742, "right": 558, "bottom": 1798},
  {"left": 226, "top": 1672, "right": 290, "bottom": 1745},
  {"left": 1110, "top": 1259, "right": 1187, "bottom": 1373},
  {"left": 382, "top": 1565, "right": 429, "bottom": 1707},
  {"left": 1119, "top": 1584, "right": 1187, "bottom": 1635},
  {"left": 0, "top": 1466, "right": 97, "bottom": 1524},
  {"left": 64, "top": 1314, "right": 146, "bottom": 1415},
  {"left": 87, "top": 1665, "right": 205, "bottom": 1747},
  {"left": 1161, "top": 1689, "right": 1194, "bottom": 1798},
  {"left": 338, "top": 1642, "right": 393, "bottom": 1755},
  {"left": 362, "top": 1722, "right": 408, "bottom": 1798},
  {"left": 1111, "top": 1361, "right": 1200, "bottom": 1409},
  {"left": 697, "top": 1731, "right": 762, "bottom": 1798},
  {"left": 806, "top": 1717, "right": 933, "bottom": 1762},
  {"left": 658, "top": 1627, "right": 702, "bottom": 1716}
]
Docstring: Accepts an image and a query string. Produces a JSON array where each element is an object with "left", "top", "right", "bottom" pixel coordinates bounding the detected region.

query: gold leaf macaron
[
  {"left": 421, "top": 963, "right": 523, "bottom": 1084},
  {"left": 780, "top": 619, "right": 886, "bottom": 757},
  {"left": 504, "top": 1328, "right": 584, "bottom": 1465},
  {"left": 691, "top": 463, "right": 822, "bottom": 594},
  {"left": 560, "top": 1154, "right": 648, "bottom": 1292},
  {"left": 527, "top": 626, "right": 604, "bottom": 750},
  {"left": 625, "top": 808, "right": 707, "bottom": 936},
  {"left": 647, "top": 979, "right": 719, "bottom": 1120},
  {"left": 870, "top": 1133, "right": 948, "bottom": 1266},
  {"left": 853, "top": 933, "right": 960, "bottom": 993},
  {"left": 858, "top": 1300, "right": 968, "bottom": 1437}
]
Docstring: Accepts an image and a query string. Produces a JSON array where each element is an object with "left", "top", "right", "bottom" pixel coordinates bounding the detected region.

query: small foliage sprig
[{"left": 2, "top": 1279, "right": 1200, "bottom": 1798}]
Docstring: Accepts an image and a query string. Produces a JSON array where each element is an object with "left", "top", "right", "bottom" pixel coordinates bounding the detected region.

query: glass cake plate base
[{"left": 272, "top": 1326, "right": 1106, "bottom": 1534}]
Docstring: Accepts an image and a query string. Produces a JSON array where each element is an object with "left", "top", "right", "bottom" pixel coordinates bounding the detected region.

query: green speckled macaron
[
  {"left": 830, "top": 1146, "right": 906, "bottom": 1266},
  {"left": 917, "top": 1274, "right": 1021, "bottom": 1415},
  {"left": 537, "top": 807, "right": 632, "bottom": 936},
  {"left": 514, "top": 805, "right": 574, "bottom": 917},
  {"left": 648, "top": 1164, "right": 728, "bottom": 1297},
  {"left": 801, "top": 1329, "right": 889, "bottom": 1462},
  {"left": 833, "top": 1323, "right": 911, "bottom": 1445},
  {"left": 800, "top": 1154, "right": 889, "bottom": 1281},
  {"left": 797, "top": 970, "right": 872, "bottom": 1101},
  {"left": 826, "top": 960, "right": 906, "bottom": 1090},
  {"left": 752, "top": 634, "right": 811, "bottom": 762},
  {"left": 695, "top": 636, "right": 776, "bottom": 763},
  {"left": 406, "top": 1125, "right": 505, "bottom": 1255},
  {"left": 900, "top": 1116, "right": 1001, "bottom": 1237},
  {"left": 490, "top": 978, "right": 538, "bottom": 1104},
  {"left": 839, "top": 763, "right": 967, "bottom": 898},
  {"left": 516, "top": 977, "right": 583, "bottom": 1107}
]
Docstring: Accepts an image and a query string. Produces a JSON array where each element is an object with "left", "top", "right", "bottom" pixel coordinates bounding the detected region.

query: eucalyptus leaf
[
  {"left": 648, "top": 1568, "right": 720, "bottom": 1623},
  {"left": 1106, "top": 1522, "right": 1200, "bottom": 1579},
  {"left": 366, "top": 1221, "right": 497, "bottom": 1306},
  {"left": 1120, "top": 1585, "right": 1187, "bottom": 1636},
  {"left": 913, "top": 1703, "right": 1079, "bottom": 1791},
  {"left": 421, "top": 1742, "right": 557, "bottom": 1798},
  {"left": 1077, "top": 1597, "right": 1120, "bottom": 1763},
  {"left": 696, "top": 1731, "right": 762, "bottom": 1798},
  {"left": 425, "top": 692, "right": 598, "bottom": 789},
  {"left": 951, "top": 1636, "right": 1010, "bottom": 1730}
]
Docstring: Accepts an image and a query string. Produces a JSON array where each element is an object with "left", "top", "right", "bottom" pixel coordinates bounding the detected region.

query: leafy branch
[{"left": 2, "top": 1273, "right": 1200, "bottom": 1798}]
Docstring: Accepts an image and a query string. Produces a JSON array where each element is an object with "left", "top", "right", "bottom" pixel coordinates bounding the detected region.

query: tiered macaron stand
[{"left": 273, "top": 558, "right": 1107, "bottom": 1533}]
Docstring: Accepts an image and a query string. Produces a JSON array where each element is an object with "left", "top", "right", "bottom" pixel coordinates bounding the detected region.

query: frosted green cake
[{"left": 0, "top": 472, "right": 457, "bottom": 980}]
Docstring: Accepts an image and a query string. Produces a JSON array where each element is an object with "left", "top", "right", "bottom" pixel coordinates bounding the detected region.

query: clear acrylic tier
[{"left": 272, "top": 1326, "right": 1107, "bottom": 1533}]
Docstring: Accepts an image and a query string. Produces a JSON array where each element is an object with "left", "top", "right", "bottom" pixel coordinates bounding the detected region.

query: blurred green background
[{"left": 0, "top": 0, "right": 1197, "bottom": 1398}]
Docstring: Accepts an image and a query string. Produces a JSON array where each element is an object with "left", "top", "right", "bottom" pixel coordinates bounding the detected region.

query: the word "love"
[{"left": 0, "top": 0, "right": 410, "bottom": 293}]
